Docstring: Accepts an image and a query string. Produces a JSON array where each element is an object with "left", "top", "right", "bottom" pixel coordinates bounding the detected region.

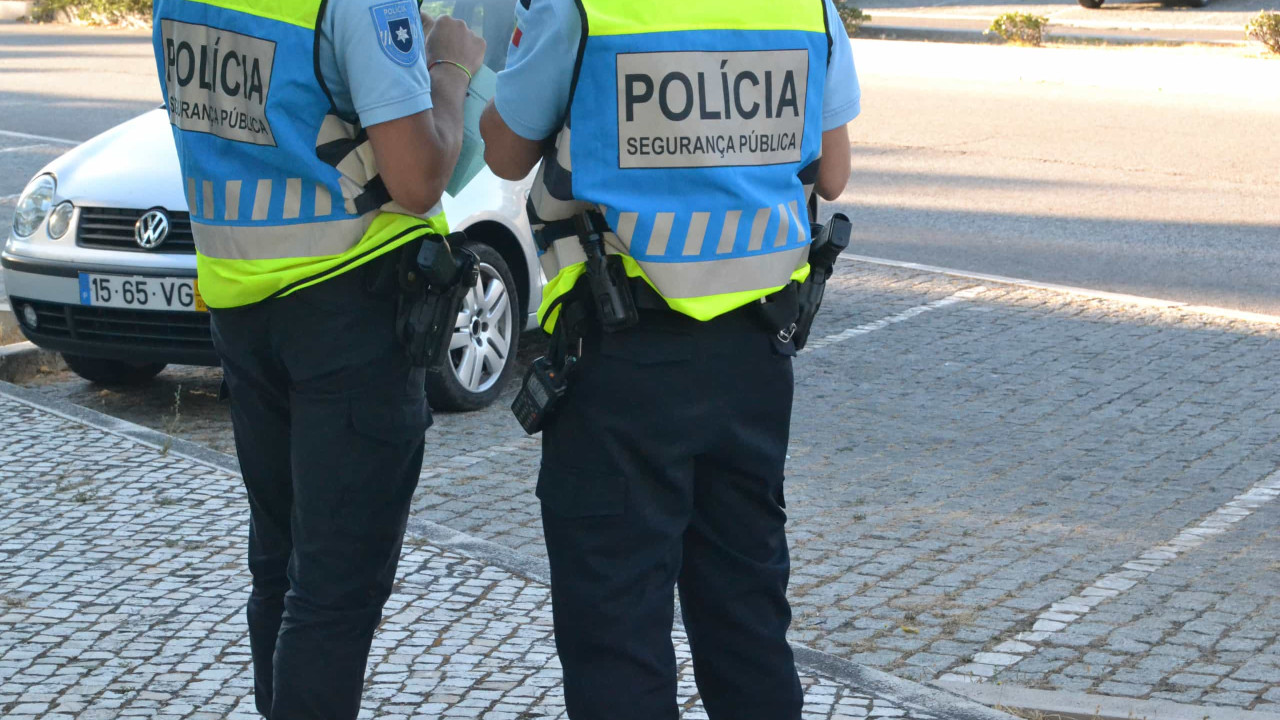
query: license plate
[{"left": 78, "top": 273, "right": 207, "bottom": 312}]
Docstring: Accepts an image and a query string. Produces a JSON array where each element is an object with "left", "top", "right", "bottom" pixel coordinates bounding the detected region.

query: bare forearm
[
  {"left": 368, "top": 14, "right": 485, "bottom": 215},
  {"left": 424, "top": 64, "right": 470, "bottom": 183},
  {"left": 815, "top": 125, "right": 852, "bottom": 201}
]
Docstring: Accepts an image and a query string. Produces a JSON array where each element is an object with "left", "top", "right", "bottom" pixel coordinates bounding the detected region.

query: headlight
[
  {"left": 13, "top": 174, "right": 56, "bottom": 238},
  {"left": 47, "top": 202, "right": 74, "bottom": 239}
]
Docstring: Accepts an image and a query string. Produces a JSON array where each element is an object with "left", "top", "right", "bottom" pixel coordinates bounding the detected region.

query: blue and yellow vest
[
  {"left": 533, "top": 0, "right": 831, "bottom": 325},
  {"left": 152, "top": 0, "right": 448, "bottom": 308}
]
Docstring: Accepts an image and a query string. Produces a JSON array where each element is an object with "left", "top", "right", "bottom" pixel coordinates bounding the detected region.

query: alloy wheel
[{"left": 448, "top": 262, "right": 514, "bottom": 394}]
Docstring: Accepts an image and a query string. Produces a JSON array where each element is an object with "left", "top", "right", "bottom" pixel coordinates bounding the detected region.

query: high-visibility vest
[
  {"left": 532, "top": 0, "right": 831, "bottom": 326},
  {"left": 152, "top": 0, "right": 448, "bottom": 308}
]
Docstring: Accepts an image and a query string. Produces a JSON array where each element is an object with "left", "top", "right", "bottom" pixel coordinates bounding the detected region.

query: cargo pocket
[
  {"left": 331, "top": 395, "right": 431, "bottom": 538},
  {"left": 536, "top": 462, "right": 627, "bottom": 519},
  {"left": 350, "top": 394, "right": 432, "bottom": 442}
]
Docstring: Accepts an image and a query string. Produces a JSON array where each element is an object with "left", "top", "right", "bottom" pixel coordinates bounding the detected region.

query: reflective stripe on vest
[
  {"left": 153, "top": 0, "right": 446, "bottom": 308},
  {"left": 534, "top": 0, "right": 830, "bottom": 326},
  {"left": 195, "top": 212, "right": 448, "bottom": 307}
]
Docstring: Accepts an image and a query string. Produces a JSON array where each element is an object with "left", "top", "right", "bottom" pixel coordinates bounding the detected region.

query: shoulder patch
[{"left": 370, "top": 0, "right": 420, "bottom": 68}]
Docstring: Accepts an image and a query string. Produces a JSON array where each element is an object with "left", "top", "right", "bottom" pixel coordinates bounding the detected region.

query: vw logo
[{"left": 134, "top": 209, "right": 170, "bottom": 250}]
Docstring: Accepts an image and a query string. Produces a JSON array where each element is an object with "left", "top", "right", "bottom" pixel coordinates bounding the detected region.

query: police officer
[
  {"left": 151, "top": 2, "right": 483, "bottom": 717},
  {"left": 480, "top": 0, "right": 859, "bottom": 717}
]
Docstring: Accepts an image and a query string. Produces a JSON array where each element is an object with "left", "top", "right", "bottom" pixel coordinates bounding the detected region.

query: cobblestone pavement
[
  {"left": 0, "top": 391, "right": 1003, "bottom": 720},
  {"left": 16, "top": 260, "right": 1280, "bottom": 711}
]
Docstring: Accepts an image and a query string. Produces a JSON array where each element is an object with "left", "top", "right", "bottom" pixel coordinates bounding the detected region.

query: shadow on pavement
[
  {"left": 0, "top": 27, "right": 152, "bottom": 46},
  {"left": 855, "top": 168, "right": 1133, "bottom": 193},
  {"left": 842, "top": 206, "right": 1280, "bottom": 316},
  {"left": 0, "top": 89, "right": 158, "bottom": 143}
]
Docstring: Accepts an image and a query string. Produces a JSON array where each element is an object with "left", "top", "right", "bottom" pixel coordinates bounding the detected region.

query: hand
[{"left": 426, "top": 15, "right": 486, "bottom": 79}]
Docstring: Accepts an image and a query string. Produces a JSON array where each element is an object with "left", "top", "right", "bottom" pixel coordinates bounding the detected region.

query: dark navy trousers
[
  {"left": 211, "top": 260, "right": 429, "bottom": 720},
  {"left": 538, "top": 307, "right": 804, "bottom": 720}
]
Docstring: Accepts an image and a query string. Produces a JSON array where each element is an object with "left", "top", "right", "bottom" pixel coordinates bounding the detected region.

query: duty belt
[{"left": 625, "top": 276, "right": 799, "bottom": 338}]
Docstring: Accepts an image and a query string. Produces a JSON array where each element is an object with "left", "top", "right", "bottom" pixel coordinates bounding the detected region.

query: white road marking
[
  {"left": 939, "top": 469, "right": 1280, "bottom": 684},
  {"left": 841, "top": 253, "right": 1280, "bottom": 325},
  {"left": 801, "top": 286, "right": 986, "bottom": 354},
  {"left": 0, "top": 143, "right": 52, "bottom": 155},
  {"left": 0, "top": 129, "right": 78, "bottom": 146},
  {"left": 0, "top": 193, "right": 20, "bottom": 203}
]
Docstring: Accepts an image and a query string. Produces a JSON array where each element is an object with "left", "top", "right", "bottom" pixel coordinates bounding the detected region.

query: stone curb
[
  {"left": 0, "top": 340, "right": 57, "bottom": 384},
  {"left": 0, "top": 378, "right": 239, "bottom": 472},
  {"left": 794, "top": 647, "right": 1018, "bottom": 720},
  {"left": 860, "top": 23, "right": 1004, "bottom": 45},
  {"left": 0, "top": 377, "right": 1018, "bottom": 720},
  {"left": 936, "top": 681, "right": 1280, "bottom": 720},
  {"left": 0, "top": 306, "right": 22, "bottom": 346},
  {"left": 858, "top": 17, "right": 1248, "bottom": 47}
]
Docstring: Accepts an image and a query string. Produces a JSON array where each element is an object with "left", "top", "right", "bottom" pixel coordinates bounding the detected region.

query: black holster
[
  {"left": 791, "top": 213, "right": 851, "bottom": 350},
  {"left": 394, "top": 232, "right": 479, "bottom": 369},
  {"left": 574, "top": 212, "right": 639, "bottom": 333}
]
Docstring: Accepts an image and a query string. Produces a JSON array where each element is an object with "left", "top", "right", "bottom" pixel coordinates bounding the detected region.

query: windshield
[{"left": 421, "top": 0, "right": 517, "bottom": 73}]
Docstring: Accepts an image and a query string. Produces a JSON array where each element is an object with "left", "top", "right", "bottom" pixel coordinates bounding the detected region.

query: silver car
[{"left": 2, "top": 0, "right": 540, "bottom": 411}]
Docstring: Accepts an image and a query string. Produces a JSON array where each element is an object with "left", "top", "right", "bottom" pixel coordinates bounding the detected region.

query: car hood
[
  {"left": 49, "top": 109, "right": 188, "bottom": 212},
  {"left": 47, "top": 108, "right": 528, "bottom": 224}
]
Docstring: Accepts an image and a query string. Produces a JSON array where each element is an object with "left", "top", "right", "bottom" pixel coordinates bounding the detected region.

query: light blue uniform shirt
[
  {"left": 318, "top": 0, "right": 434, "bottom": 127},
  {"left": 496, "top": 0, "right": 861, "bottom": 141}
]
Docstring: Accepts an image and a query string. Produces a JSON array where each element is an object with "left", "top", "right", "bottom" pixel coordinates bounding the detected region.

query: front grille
[
  {"left": 76, "top": 207, "right": 197, "bottom": 254},
  {"left": 19, "top": 300, "right": 212, "bottom": 351}
]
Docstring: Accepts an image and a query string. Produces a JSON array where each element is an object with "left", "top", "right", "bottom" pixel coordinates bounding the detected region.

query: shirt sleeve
[
  {"left": 329, "top": 0, "right": 434, "bottom": 128},
  {"left": 822, "top": 0, "right": 862, "bottom": 132},
  {"left": 494, "top": 0, "right": 580, "bottom": 142}
]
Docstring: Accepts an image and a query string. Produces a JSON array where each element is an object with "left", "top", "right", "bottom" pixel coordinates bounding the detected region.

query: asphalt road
[
  {"left": 833, "top": 40, "right": 1280, "bottom": 315},
  {"left": 0, "top": 23, "right": 163, "bottom": 308},
  {"left": 1, "top": 24, "right": 1278, "bottom": 313}
]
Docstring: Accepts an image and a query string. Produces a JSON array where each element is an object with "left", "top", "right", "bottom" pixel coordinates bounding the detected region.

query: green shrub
[
  {"left": 986, "top": 12, "right": 1048, "bottom": 46},
  {"left": 835, "top": 2, "right": 871, "bottom": 36},
  {"left": 31, "top": 0, "right": 151, "bottom": 24},
  {"left": 1246, "top": 10, "right": 1280, "bottom": 55}
]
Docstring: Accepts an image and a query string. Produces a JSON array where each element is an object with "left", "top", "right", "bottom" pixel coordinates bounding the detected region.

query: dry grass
[
  {"left": 995, "top": 701, "right": 1122, "bottom": 720},
  {"left": 995, "top": 708, "right": 1075, "bottom": 720},
  {"left": 942, "top": 609, "right": 980, "bottom": 633}
]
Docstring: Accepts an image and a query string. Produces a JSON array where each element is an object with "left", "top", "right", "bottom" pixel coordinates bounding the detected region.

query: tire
[
  {"left": 1077, "top": 0, "right": 1104, "bottom": 7},
  {"left": 62, "top": 353, "right": 166, "bottom": 386},
  {"left": 425, "top": 240, "right": 521, "bottom": 412}
]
